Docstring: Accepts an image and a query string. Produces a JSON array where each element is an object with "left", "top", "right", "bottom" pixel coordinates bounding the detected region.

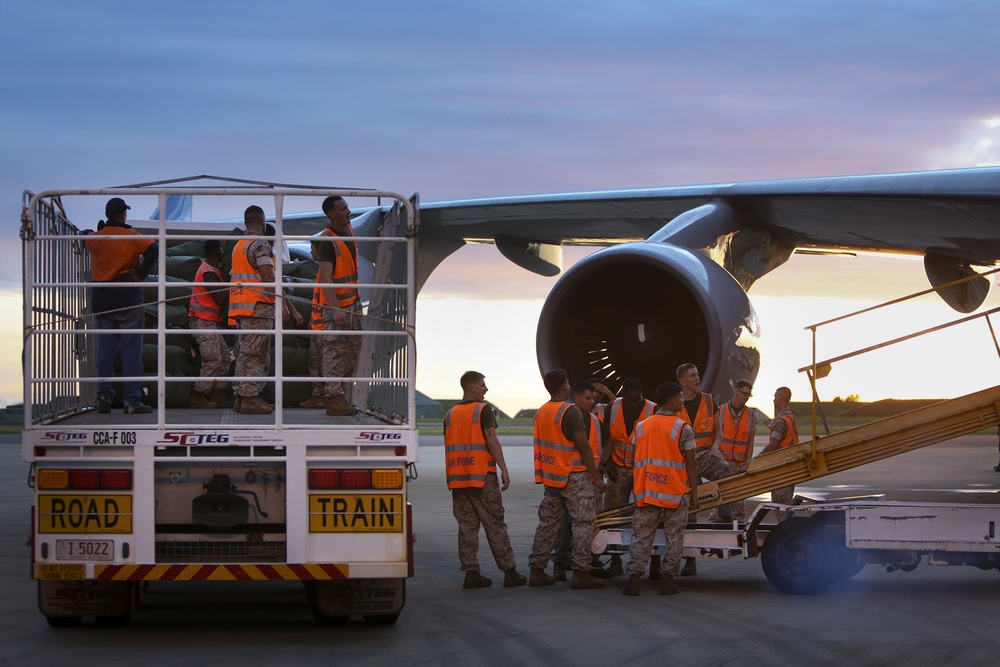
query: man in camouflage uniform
[
  {"left": 528, "top": 369, "right": 608, "bottom": 590},
  {"left": 444, "top": 371, "right": 526, "bottom": 589},
  {"left": 228, "top": 205, "right": 275, "bottom": 415},
  {"left": 297, "top": 231, "right": 328, "bottom": 408},
  {"left": 760, "top": 386, "right": 799, "bottom": 520},
  {"left": 623, "top": 382, "right": 699, "bottom": 596},
  {"left": 313, "top": 196, "right": 363, "bottom": 416}
]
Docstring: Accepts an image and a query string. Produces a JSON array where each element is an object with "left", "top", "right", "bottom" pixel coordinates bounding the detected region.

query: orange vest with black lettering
[
  {"left": 444, "top": 402, "right": 497, "bottom": 489},
  {"left": 632, "top": 413, "right": 689, "bottom": 509},
  {"left": 187, "top": 261, "right": 223, "bottom": 323},
  {"left": 719, "top": 403, "right": 752, "bottom": 462},
  {"left": 607, "top": 398, "right": 656, "bottom": 467},
  {"left": 773, "top": 412, "right": 799, "bottom": 449},
  {"left": 533, "top": 401, "right": 585, "bottom": 488},
  {"left": 228, "top": 235, "right": 274, "bottom": 324},
  {"left": 310, "top": 226, "right": 359, "bottom": 330},
  {"left": 681, "top": 392, "right": 716, "bottom": 453}
]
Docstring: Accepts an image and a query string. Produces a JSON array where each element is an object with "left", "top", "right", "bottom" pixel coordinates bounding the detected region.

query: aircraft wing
[
  {"left": 407, "top": 167, "right": 1000, "bottom": 399},
  {"left": 417, "top": 166, "right": 1000, "bottom": 265}
]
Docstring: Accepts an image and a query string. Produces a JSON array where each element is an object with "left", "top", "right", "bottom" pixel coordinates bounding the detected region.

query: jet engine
[{"left": 536, "top": 242, "right": 761, "bottom": 399}]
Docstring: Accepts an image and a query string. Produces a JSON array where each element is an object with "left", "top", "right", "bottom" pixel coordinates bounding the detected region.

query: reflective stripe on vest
[
  {"left": 719, "top": 403, "right": 752, "bottom": 462},
  {"left": 444, "top": 402, "right": 497, "bottom": 489},
  {"left": 228, "top": 236, "right": 274, "bottom": 323},
  {"left": 608, "top": 397, "right": 656, "bottom": 467},
  {"left": 311, "top": 226, "right": 359, "bottom": 329},
  {"left": 681, "top": 392, "right": 716, "bottom": 452},
  {"left": 187, "top": 261, "right": 223, "bottom": 322},
  {"left": 533, "top": 401, "right": 584, "bottom": 488},
  {"left": 774, "top": 412, "right": 799, "bottom": 449},
  {"left": 632, "top": 414, "right": 689, "bottom": 509}
]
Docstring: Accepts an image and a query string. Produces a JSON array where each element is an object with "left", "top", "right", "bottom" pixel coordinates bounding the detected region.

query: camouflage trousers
[
  {"left": 189, "top": 318, "right": 230, "bottom": 394},
  {"left": 604, "top": 461, "right": 633, "bottom": 511},
  {"left": 306, "top": 331, "right": 324, "bottom": 397},
  {"left": 233, "top": 304, "right": 273, "bottom": 398},
  {"left": 320, "top": 302, "right": 362, "bottom": 400},
  {"left": 692, "top": 451, "right": 732, "bottom": 520},
  {"left": 771, "top": 484, "right": 795, "bottom": 521},
  {"left": 452, "top": 473, "right": 517, "bottom": 573},
  {"left": 625, "top": 495, "right": 690, "bottom": 577},
  {"left": 529, "top": 471, "right": 597, "bottom": 572},
  {"left": 710, "top": 460, "right": 749, "bottom": 522}
]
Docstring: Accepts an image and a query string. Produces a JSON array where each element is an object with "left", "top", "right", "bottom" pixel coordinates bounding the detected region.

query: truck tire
[{"left": 761, "top": 517, "right": 838, "bottom": 595}]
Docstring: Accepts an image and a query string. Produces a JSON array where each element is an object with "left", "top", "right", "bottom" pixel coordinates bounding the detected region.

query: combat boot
[
  {"left": 240, "top": 395, "right": 274, "bottom": 415},
  {"left": 607, "top": 554, "right": 624, "bottom": 577},
  {"left": 528, "top": 568, "right": 554, "bottom": 587},
  {"left": 233, "top": 395, "right": 243, "bottom": 413},
  {"left": 326, "top": 395, "right": 355, "bottom": 416},
  {"left": 648, "top": 555, "right": 662, "bottom": 580},
  {"left": 463, "top": 571, "right": 492, "bottom": 588},
  {"left": 503, "top": 569, "right": 527, "bottom": 588},
  {"left": 571, "top": 569, "right": 605, "bottom": 589},
  {"left": 659, "top": 573, "right": 679, "bottom": 595},
  {"left": 680, "top": 557, "right": 697, "bottom": 576},
  {"left": 622, "top": 574, "right": 641, "bottom": 596},
  {"left": 188, "top": 392, "right": 217, "bottom": 409},
  {"left": 209, "top": 389, "right": 233, "bottom": 409},
  {"left": 552, "top": 563, "right": 567, "bottom": 581},
  {"left": 298, "top": 394, "right": 326, "bottom": 409}
]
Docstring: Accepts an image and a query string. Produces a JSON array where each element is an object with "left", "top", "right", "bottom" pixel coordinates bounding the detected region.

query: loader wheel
[{"left": 761, "top": 517, "right": 837, "bottom": 595}]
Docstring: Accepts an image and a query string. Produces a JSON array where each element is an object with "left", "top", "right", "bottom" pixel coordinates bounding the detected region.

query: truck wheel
[
  {"left": 45, "top": 616, "right": 82, "bottom": 628},
  {"left": 761, "top": 517, "right": 838, "bottom": 595},
  {"left": 363, "top": 613, "right": 400, "bottom": 625}
]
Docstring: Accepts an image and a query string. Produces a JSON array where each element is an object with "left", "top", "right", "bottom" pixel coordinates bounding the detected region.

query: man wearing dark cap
[{"left": 84, "top": 197, "right": 159, "bottom": 414}]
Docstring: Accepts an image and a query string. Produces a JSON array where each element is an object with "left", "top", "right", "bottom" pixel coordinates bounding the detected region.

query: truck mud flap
[{"left": 308, "top": 577, "right": 405, "bottom": 616}]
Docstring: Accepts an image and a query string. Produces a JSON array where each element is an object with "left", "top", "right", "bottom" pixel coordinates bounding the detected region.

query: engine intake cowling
[{"left": 536, "top": 242, "right": 761, "bottom": 399}]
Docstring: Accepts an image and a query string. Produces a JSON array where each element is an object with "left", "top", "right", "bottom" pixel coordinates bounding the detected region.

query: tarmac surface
[{"left": 2, "top": 433, "right": 999, "bottom": 666}]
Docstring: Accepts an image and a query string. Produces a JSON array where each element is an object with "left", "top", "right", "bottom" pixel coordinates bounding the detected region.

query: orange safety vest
[
  {"left": 719, "top": 402, "right": 752, "bottom": 462},
  {"left": 84, "top": 225, "right": 154, "bottom": 281},
  {"left": 228, "top": 235, "right": 275, "bottom": 324},
  {"left": 607, "top": 397, "right": 656, "bottom": 467},
  {"left": 533, "top": 401, "right": 585, "bottom": 488},
  {"left": 773, "top": 412, "right": 799, "bottom": 449},
  {"left": 587, "top": 412, "right": 601, "bottom": 461},
  {"left": 632, "top": 413, "right": 689, "bottom": 509},
  {"left": 593, "top": 402, "right": 606, "bottom": 422},
  {"left": 310, "top": 226, "right": 359, "bottom": 330},
  {"left": 187, "top": 261, "right": 223, "bottom": 323},
  {"left": 680, "top": 392, "right": 716, "bottom": 453},
  {"left": 444, "top": 402, "right": 497, "bottom": 489}
]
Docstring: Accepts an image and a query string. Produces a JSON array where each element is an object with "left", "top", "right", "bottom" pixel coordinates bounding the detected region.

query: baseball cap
[{"left": 105, "top": 197, "right": 131, "bottom": 217}]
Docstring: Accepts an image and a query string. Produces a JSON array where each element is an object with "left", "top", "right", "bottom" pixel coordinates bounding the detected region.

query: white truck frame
[{"left": 21, "top": 181, "right": 419, "bottom": 626}]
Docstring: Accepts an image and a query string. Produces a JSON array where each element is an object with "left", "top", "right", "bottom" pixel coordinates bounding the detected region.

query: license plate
[
  {"left": 309, "top": 494, "right": 403, "bottom": 532},
  {"left": 56, "top": 539, "right": 115, "bottom": 561}
]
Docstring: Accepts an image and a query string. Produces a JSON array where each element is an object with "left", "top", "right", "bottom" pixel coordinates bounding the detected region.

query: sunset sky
[{"left": 2, "top": 0, "right": 999, "bottom": 415}]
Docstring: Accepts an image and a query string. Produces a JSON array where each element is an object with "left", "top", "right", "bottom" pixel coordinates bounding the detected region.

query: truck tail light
[
  {"left": 308, "top": 469, "right": 342, "bottom": 489},
  {"left": 340, "top": 469, "right": 372, "bottom": 489},
  {"left": 309, "top": 468, "right": 401, "bottom": 490},
  {"left": 37, "top": 468, "right": 133, "bottom": 490}
]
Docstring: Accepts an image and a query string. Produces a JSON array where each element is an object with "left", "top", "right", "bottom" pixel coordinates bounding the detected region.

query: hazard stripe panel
[{"left": 94, "top": 563, "right": 349, "bottom": 581}]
